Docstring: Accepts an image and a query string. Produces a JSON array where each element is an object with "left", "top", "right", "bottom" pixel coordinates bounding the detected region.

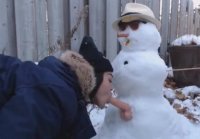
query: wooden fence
[{"left": 0, "top": 0, "right": 200, "bottom": 62}]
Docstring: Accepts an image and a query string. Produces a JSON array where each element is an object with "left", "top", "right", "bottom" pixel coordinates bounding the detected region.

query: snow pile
[{"left": 171, "top": 34, "right": 200, "bottom": 46}]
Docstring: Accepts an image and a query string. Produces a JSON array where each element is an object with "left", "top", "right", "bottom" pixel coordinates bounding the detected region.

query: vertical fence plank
[
  {"left": 136, "top": 0, "right": 146, "bottom": 5},
  {"left": 35, "top": 0, "right": 49, "bottom": 60},
  {"left": 69, "top": 0, "right": 86, "bottom": 52},
  {"left": 169, "top": 0, "right": 179, "bottom": 43},
  {"left": 198, "top": 12, "right": 200, "bottom": 35},
  {"left": 187, "top": 0, "right": 194, "bottom": 34},
  {"left": 151, "top": 0, "right": 160, "bottom": 20},
  {"left": 178, "top": 0, "right": 188, "bottom": 36},
  {"left": 194, "top": 9, "right": 200, "bottom": 35},
  {"left": 198, "top": 19, "right": 200, "bottom": 35},
  {"left": 121, "top": 0, "right": 134, "bottom": 10},
  {"left": 47, "top": 0, "right": 65, "bottom": 56},
  {"left": 63, "top": 0, "right": 70, "bottom": 51},
  {"left": 160, "top": 0, "right": 170, "bottom": 60},
  {"left": 145, "top": 0, "right": 153, "bottom": 8},
  {"left": 0, "top": 0, "right": 8, "bottom": 54},
  {"left": 0, "top": 0, "right": 17, "bottom": 56},
  {"left": 15, "top": 0, "right": 37, "bottom": 61},
  {"left": 106, "top": 0, "right": 120, "bottom": 61},
  {"left": 6, "top": 0, "right": 17, "bottom": 56},
  {"left": 89, "top": 0, "right": 106, "bottom": 52},
  {"left": 197, "top": 12, "right": 200, "bottom": 36},
  {"left": 135, "top": 0, "right": 160, "bottom": 20}
]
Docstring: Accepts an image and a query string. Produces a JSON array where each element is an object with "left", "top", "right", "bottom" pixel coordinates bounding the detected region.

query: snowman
[{"left": 94, "top": 3, "right": 200, "bottom": 139}]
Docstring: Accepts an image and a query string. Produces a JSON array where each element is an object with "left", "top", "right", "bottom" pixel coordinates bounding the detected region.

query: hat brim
[{"left": 112, "top": 14, "right": 161, "bottom": 31}]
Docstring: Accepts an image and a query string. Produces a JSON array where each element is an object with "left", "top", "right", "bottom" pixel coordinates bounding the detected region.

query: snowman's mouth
[
  {"left": 117, "top": 33, "right": 131, "bottom": 47},
  {"left": 122, "top": 38, "right": 130, "bottom": 46},
  {"left": 125, "top": 38, "right": 130, "bottom": 46}
]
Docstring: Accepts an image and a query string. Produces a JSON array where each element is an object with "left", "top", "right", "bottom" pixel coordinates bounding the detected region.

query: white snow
[
  {"left": 171, "top": 34, "right": 200, "bottom": 46},
  {"left": 177, "top": 85, "right": 200, "bottom": 96},
  {"left": 163, "top": 87, "right": 176, "bottom": 99},
  {"left": 90, "top": 22, "right": 200, "bottom": 139},
  {"left": 87, "top": 105, "right": 106, "bottom": 133}
]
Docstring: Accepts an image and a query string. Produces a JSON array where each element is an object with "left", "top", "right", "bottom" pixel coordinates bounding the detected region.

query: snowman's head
[
  {"left": 117, "top": 21, "right": 161, "bottom": 51},
  {"left": 112, "top": 3, "right": 161, "bottom": 52}
]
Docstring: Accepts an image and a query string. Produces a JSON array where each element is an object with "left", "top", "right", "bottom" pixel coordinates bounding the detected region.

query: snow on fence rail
[{"left": 0, "top": 0, "right": 200, "bottom": 61}]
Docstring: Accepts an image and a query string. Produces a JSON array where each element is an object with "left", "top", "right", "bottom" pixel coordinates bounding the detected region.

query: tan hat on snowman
[{"left": 112, "top": 3, "right": 161, "bottom": 30}]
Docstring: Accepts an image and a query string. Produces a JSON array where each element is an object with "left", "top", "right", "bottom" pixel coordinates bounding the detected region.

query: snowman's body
[{"left": 95, "top": 22, "right": 200, "bottom": 139}]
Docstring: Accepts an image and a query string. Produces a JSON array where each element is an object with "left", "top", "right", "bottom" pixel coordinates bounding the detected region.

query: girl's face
[{"left": 93, "top": 72, "right": 113, "bottom": 108}]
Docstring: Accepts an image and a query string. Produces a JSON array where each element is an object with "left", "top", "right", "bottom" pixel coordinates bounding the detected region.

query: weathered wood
[
  {"left": 0, "top": 0, "right": 199, "bottom": 62},
  {"left": 89, "top": 0, "right": 106, "bottom": 52},
  {"left": 15, "top": 0, "right": 37, "bottom": 61},
  {"left": 47, "top": 0, "right": 65, "bottom": 56},
  {"left": 35, "top": 0, "right": 49, "bottom": 60},
  {"left": 121, "top": 0, "right": 134, "bottom": 11},
  {"left": 145, "top": 0, "right": 153, "bottom": 8},
  {"left": 151, "top": 0, "right": 160, "bottom": 20},
  {"left": 197, "top": 11, "right": 200, "bottom": 36},
  {"left": 187, "top": 0, "right": 194, "bottom": 34},
  {"left": 136, "top": 0, "right": 146, "bottom": 5},
  {"left": 106, "top": 0, "right": 120, "bottom": 61},
  {"left": 194, "top": 9, "right": 200, "bottom": 35},
  {"left": 179, "top": 0, "right": 188, "bottom": 36},
  {"left": 198, "top": 28, "right": 200, "bottom": 36},
  {"left": 63, "top": 0, "right": 70, "bottom": 51},
  {"left": 69, "top": 0, "right": 86, "bottom": 52},
  {"left": 0, "top": 0, "right": 17, "bottom": 56},
  {"left": 160, "top": 0, "right": 170, "bottom": 60},
  {"left": 198, "top": 13, "right": 200, "bottom": 35},
  {"left": 0, "top": 0, "right": 8, "bottom": 54},
  {"left": 170, "top": 0, "right": 179, "bottom": 43}
]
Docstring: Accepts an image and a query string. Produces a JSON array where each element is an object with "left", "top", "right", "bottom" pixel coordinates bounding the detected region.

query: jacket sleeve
[
  {"left": 0, "top": 54, "right": 22, "bottom": 108},
  {"left": 0, "top": 85, "right": 78, "bottom": 139}
]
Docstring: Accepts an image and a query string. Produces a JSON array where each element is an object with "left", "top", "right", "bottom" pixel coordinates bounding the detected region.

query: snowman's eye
[
  {"left": 118, "top": 21, "right": 127, "bottom": 31},
  {"left": 124, "top": 61, "right": 128, "bottom": 65},
  {"left": 118, "top": 20, "right": 147, "bottom": 31}
]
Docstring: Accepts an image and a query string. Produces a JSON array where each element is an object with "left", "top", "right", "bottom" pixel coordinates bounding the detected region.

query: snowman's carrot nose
[{"left": 117, "top": 33, "right": 129, "bottom": 38}]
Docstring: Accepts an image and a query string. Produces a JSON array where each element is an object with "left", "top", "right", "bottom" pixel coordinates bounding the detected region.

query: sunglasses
[{"left": 118, "top": 20, "right": 147, "bottom": 31}]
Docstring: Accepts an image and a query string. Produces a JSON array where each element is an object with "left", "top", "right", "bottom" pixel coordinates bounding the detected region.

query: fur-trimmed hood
[{"left": 60, "top": 50, "right": 96, "bottom": 101}]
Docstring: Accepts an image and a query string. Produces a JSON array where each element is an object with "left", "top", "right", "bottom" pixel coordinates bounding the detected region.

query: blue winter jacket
[{"left": 0, "top": 54, "right": 96, "bottom": 139}]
